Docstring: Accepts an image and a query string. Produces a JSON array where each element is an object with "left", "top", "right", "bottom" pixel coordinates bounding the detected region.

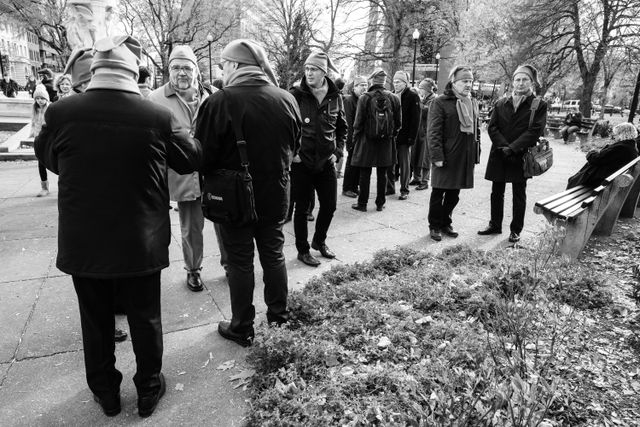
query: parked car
[
  {"left": 561, "top": 99, "right": 580, "bottom": 112},
  {"left": 603, "top": 104, "right": 621, "bottom": 114}
]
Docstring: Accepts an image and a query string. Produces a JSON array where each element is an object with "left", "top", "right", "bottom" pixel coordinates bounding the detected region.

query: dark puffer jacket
[
  {"left": 396, "top": 87, "right": 421, "bottom": 146},
  {"left": 290, "top": 77, "right": 347, "bottom": 172},
  {"left": 35, "top": 89, "right": 201, "bottom": 278}
]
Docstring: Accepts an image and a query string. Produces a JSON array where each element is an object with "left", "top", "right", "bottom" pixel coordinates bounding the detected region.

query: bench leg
[
  {"left": 620, "top": 176, "right": 640, "bottom": 218},
  {"left": 593, "top": 177, "right": 636, "bottom": 236},
  {"left": 542, "top": 215, "right": 587, "bottom": 261}
]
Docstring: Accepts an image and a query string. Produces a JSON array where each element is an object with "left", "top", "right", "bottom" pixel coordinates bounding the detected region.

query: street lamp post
[
  {"left": 411, "top": 29, "right": 419, "bottom": 87},
  {"left": 434, "top": 52, "right": 441, "bottom": 89},
  {"left": 206, "top": 32, "right": 214, "bottom": 83}
]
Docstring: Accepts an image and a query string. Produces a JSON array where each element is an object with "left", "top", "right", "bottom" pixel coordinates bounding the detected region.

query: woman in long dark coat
[{"left": 427, "top": 65, "right": 480, "bottom": 241}]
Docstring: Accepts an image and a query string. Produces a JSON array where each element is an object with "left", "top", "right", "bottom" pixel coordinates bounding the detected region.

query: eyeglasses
[{"left": 170, "top": 65, "right": 195, "bottom": 74}]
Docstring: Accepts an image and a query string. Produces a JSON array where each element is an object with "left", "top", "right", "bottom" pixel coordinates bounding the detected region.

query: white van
[{"left": 561, "top": 100, "right": 580, "bottom": 112}]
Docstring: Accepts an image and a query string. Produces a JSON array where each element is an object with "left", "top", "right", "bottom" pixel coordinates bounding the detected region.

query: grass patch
[{"left": 246, "top": 244, "right": 619, "bottom": 426}]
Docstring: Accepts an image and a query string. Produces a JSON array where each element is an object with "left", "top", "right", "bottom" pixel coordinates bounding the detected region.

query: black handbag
[
  {"left": 523, "top": 98, "right": 553, "bottom": 178},
  {"left": 201, "top": 97, "right": 258, "bottom": 227}
]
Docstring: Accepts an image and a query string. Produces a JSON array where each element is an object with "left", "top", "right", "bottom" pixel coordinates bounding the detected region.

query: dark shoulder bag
[
  {"left": 201, "top": 95, "right": 258, "bottom": 227},
  {"left": 523, "top": 98, "right": 553, "bottom": 178}
]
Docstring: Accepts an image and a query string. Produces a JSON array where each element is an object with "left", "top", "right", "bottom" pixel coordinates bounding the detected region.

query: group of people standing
[{"left": 32, "top": 28, "right": 556, "bottom": 419}]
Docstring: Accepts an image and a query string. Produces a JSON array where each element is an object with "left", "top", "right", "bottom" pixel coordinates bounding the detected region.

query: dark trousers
[
  {"left": 72, "top": 272, "right": 163, "bottom": 399},
  {"left": 386, "top": 145, "right": 411, "bottom": 195},
  {"left": 38, "top": 162, "right": 47, "bottom": 181},
  {"left": 357, "top": 166, "right": 387, "bottom": 207},
  {"left": 490, "top": 181, "right": 527, "bottom": 234},
  {"left": 428, "top": 188, "right": 460, "bottom": 230},
  {"left": 218, "top": 221, "right": 288, "bottom": 333},
  {"left": 291, "top": 161, "right": 337, "bottom": 253},
  {"left": 342, "top": 148, "right": 360, "bottom": 193}
]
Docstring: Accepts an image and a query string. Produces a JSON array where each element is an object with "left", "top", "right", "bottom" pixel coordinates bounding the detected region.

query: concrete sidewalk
[{"left": 0, "top": 132, "right": 584, "bottom": 426}]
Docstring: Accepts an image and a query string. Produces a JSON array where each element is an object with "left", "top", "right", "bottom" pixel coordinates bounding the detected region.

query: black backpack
[{"left": 364, "top": 90, "right": 394, "bottom": 142}]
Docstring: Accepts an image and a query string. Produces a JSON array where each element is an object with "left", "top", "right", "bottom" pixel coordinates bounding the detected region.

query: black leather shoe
[
  {"left": 298, "top": 252, "right": 321, "bottom": 267},
  {"left": 218, "top": 321, "right": 254, "bottom": 347},
  {"left": 311, "top": 240, "right": 336, "bottom": 258},
  {"left": 138, "top": 373, "right": 166, "bottom": 418},
  {"left": 430, "top": 229, "right": 442, "bottom": 242},
  {"left": 416, "top": 183, "right": 429, "bottom": 191},
  {"left": 186, "top": 272, "right": 204, "bottom": 292},
  {"left": 114, "top": 328, "right": 127, "bottom": 343},
  {"left": 442, "top": 226, "right": 459, "bottom": 238},
  {"left": 508, "top": 232, "right": 520, "bottom": 243},
  {"left": 342, "top": 190, "right": 358, "bottom": 198},
  {"left": 409, "top": 179, "right": 420, "bottom": 186},
  {"left": 351, "top": 203, "right": 367, "bottom": 212},
  {"left": 307, "top": 213, "right": 315, "bottom": 221},
  {"left": 94, "top": 392, "right": 121, "bottom": 417},
  {"left": 385, "top": 189, "right": 396, "bottom": 196},
  {"left": 399, "top": 193, "right": 408, "bottom": 200},
  {"left": 376, "top": 205, "right": 385, "bottom": 211},
  {"left": 477, "top": 225, "right": 502, "bottom": 235}
]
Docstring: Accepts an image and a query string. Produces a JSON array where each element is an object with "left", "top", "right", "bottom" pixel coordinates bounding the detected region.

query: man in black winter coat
[
  {"left": 342, "top": 75, "right": 368, "bottom": 197},
  {"left": 388, "top": 71, "right": 420, "bottom": 199},
  {"left": 478, "top": 64, "right": 547, "bottom": 243},
  {"left": 35, "top": 36, "right": 201, "bottom": 419},
  {"left": 290, "top": 51, "right": 347, "bottom": 267},
  {"left": 196, "top": 38, "right": 301, "bottom": 347}
]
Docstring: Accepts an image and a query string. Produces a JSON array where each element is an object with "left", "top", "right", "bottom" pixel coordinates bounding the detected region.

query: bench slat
[
  {"left": 542, "top": 187, "right": 592, "bottom": 210},
  {"left": 548, "top": 192, "right": 594, "bottom": 216},
  {"left": 535, "top": 185, "right": 588, "bottom": 206},
  {"left": 600, "top": 157, "right": 640, "bottom": 186}
]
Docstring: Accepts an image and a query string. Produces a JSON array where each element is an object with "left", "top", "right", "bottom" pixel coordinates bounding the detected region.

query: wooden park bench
[
  {"left": 545, "top": 116, "right": 598, "bottom": 143},
  {"left": 534, "top": 157, "right": 640, "bottom": 259}
]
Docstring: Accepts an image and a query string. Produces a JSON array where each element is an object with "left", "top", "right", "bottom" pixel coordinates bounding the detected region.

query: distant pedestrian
[
  {"left": 427, "top": 65, "right": 481, "bottom": 242},
  {"left": 29, "top": 84, "right": 50, "bottom": 197},
  {"left": 289, "top": 51, "right": 347, "bottom": 267},
  {"left": 411, "top": 78, "right": 437, "bottom": 191},
  {"left": 53, "top": 74, "right": 73, "bottom": 101},
  {"left": 388, "top": 71, "right": 420, "bottom": 200},
  {"left": 478, "top": 64, "right": 547, "bottom": 243},
  {"left": 196, "top": 38, "right": 301, "bottom": 347},
  {"left": 0, "top": 73, "right": 19, "bottom": 98},
  {"left": 137, "top": 66, "right": 153, "bottom": 97},
  {"left": 35, "top": 35, "right": 201, "bottom": 419},
  {"left": 25, "top": 75, "right": 37, "bottom": 97},
  {"left": 37, "top": 68, "right": 57, "bottom": 101},
  {"left": 342, "top": 75, "right": 368, "bottom": 198},
  {"left": 350, "top": 69, "right": 401, "bottom": 212}
]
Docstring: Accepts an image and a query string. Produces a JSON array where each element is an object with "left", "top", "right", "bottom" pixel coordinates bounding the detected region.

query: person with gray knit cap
[
  {"left": 289, "top": 51, "right": 347, "bottom": 267},
  {"left": 567, "top": 122, "right": 639, "bottom": 189},
  {"left": 196, "top": 38, "right": 301, "bottom": 347},
  {"left": 389, "top": 70, "right": 420, "bottom": 200},
  {"left": 35, "top": 35, "right": 201, "bottom": 418},
  {"left": 411, "top": 78, "right": 437, "bottom": 190},
  {"left": 148, "top": 45, "right": 226, "bottom": 293},
  {"left": 427, "top": 65, "right": 481, "bottom": 242},
  {"left": 342, "top": 75, "right": 368, "bottom": 198},
  {"left": 479, "top": 64, "right": 547, "bottom": 243}
]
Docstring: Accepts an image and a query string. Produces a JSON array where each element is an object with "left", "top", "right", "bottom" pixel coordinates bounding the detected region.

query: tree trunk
[
  {"left": 579, "top": 72, "right": 597, "bottom": 118},
  {"left": 628, "top": 69, "right": 640, "bottom": 123}
]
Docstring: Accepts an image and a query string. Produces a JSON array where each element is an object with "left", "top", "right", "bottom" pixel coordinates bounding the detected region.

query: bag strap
[
  {"left": 529, "top": 97, "right": 540, "bottom": 128},
  {"left": 223, "top": 89, "right": 250, "bottom": 170}
]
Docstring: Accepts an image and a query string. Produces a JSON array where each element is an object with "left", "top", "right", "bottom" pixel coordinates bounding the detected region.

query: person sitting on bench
[
  {"left": 567, "top": 122, "right": 639, "bottom": 189},
  {"left": 559, "top": 111, "right": 583, "bottom": 143}
]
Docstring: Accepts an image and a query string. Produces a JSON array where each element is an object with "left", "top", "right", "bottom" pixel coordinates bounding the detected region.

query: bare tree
[{"left": 119, "top": 0, "right": 240, "bottom": 82}]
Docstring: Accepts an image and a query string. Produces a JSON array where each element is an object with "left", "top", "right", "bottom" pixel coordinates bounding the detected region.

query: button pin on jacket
[{"left": 304, "top": 118, "right": 310, "bottom": 123}]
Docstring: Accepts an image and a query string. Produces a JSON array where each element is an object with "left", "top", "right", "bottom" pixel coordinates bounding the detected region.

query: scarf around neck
[
  {"left": 452, "top": 86, "right": 477, "bottom": 135},
  {"left": 511, "top": 89, "right": 532, "bottom": 110},
  {"left": 225, "top": 66, "right": 272, "bottom": 87}
]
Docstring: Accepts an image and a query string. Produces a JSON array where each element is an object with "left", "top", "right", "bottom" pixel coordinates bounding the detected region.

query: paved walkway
[{"left": 0, "top": 132, "right": 584, "bottom": 426}]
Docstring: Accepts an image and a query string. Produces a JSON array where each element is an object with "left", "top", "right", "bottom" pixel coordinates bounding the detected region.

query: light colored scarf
[
  {"left": 225, "top": 66, "right": 273, "bottom": 87},
  {"left": 511, "top": 89, "right": 532, "bottom": 110},
  {"left": 452, "top": 86, "right": 477, "bottom": 135}
]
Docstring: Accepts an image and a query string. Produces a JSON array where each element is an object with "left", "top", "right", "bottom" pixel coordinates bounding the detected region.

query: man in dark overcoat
[
  {"left": 342, "top": 75, "right": 368, "bottom": 198},
  {"left": 411, "top": 78, "right": 437, "bottom": 190},
  {"left": 478, "top": 64, "right": 547, "bottom": 243},
  {"left": 34, "top": 36, "right": 201, "bottom": 418},
  {"left": 196, "top": 39, "right": 301, "bottom": 346},
  {"left": 351, "top": 69, "right": 402, "bottom": 211},
  {"left": 427, "top": 65, "right": 480, "bottom": 242}
]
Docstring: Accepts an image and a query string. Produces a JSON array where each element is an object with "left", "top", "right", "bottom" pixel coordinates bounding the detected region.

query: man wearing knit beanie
[
  {"left": 411, "top": 78, "right": 437, "bottom": 191},
  {"left": 196, "top": 38, "right": 301, "bottom": 347},
  {"left": 35, "top": 35, "right": 201, "bottom": 418},
  {"left": 341, "top": 75, "right": 368, "bottom": 198},
  {"left": 391, "top": 70, "right": 421, "bottom": 200},
  {"left": 149, "top": 44, "right": 224, "bottom": 293},
  {"left": 289, "top": 51, "right": 347, "bottom": 267},
  {"left": 64, "top": 47, "right": 94, "bottom": 92},
  {"left": 567, "top": 122, "right": 639, "bottom": 189},
  {"left": 350, "top": 67, "right": 402, "bottom": 213},
  {"left": 479, "top": 63, "right": 547, "bottom": 243}
]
